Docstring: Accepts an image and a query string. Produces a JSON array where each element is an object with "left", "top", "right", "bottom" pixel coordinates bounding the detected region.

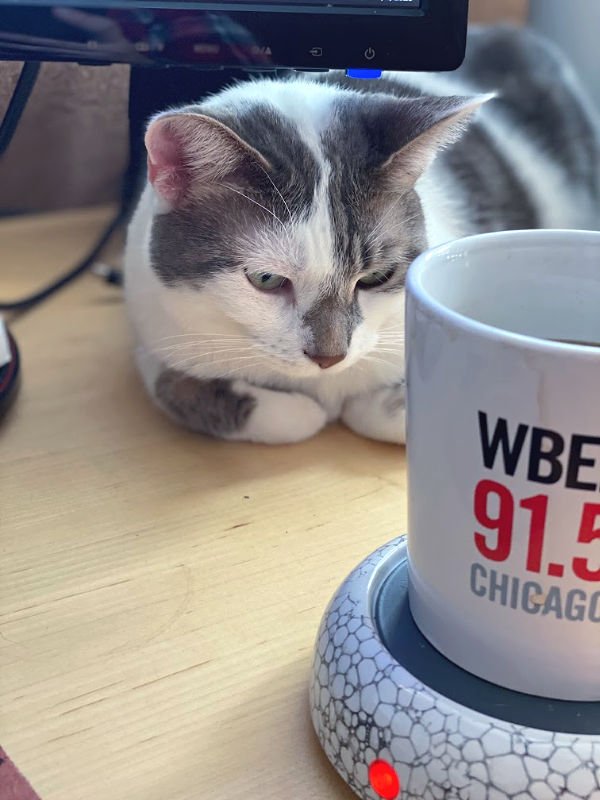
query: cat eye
[
  {"left": 246, "top": 271, "right": 290, "bottom": 292},
  {"left": 357, "top": 267, "right": 396, "bottom": 290}
]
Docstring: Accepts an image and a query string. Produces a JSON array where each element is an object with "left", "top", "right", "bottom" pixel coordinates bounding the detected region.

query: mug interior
[{"left": 411, "top": 231, "right": 600, "bottom": 347}]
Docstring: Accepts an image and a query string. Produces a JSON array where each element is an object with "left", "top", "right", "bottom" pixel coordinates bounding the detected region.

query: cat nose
[{"left": 304, "top": 351, "right": 346, "bottom": 369}]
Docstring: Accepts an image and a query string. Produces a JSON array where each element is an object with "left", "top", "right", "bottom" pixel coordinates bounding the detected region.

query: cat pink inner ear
[
  {"left": 145, "top": 113, "right": 271, "bottom": 207},
  {"left": 146, "top": 117, "right": 191, "bottom": 206}
]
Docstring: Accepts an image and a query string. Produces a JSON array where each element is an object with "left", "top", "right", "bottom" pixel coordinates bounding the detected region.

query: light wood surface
[{"left": 0, "top": 207, "right": 406, "bottom": 800}]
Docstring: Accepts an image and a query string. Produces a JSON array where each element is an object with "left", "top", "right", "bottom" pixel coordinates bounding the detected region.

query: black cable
[
  {"left": 0, "top": 61, "right": 41, "bottom": 158},
  {"left": 0, "top": 207, "right": 127, "bottom": 312},
  {"left": 0, "top": 61, "right": 129, "bottom": 313}
]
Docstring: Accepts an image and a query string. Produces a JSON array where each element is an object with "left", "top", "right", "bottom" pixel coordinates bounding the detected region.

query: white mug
[{"left": 405, "top": 229, "right": 600, "bottom": 701}]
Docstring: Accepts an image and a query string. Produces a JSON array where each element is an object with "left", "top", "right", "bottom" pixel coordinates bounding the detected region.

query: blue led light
[{"left": 346, "top": 69, "right": 383, "bottom": 80}]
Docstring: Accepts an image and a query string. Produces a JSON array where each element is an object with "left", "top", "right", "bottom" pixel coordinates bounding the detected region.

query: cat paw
[
  {"left": 341, "top": 384, "right": 406, "bottom": 444},
  {"left": 154, "top": 369, "right": 327, "bottom": 444},
  {"left": 233, "top": 382, "right": 327, "bottom": 444}
]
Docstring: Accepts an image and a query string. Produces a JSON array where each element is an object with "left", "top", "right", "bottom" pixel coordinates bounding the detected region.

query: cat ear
[
  {"left": 381, "top": 94, "right": 493, "bottom": 188},
  {"left": 145, "top": 112, "right": 271, "bottom": 207}
]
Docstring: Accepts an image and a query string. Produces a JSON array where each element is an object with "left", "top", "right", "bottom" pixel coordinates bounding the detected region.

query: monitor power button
[{"left": 364, "top": 47, "right": 376, "bottom": 60}]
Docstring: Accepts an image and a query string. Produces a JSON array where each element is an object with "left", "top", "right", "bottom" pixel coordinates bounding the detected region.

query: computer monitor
[{"left": 0, "top": 0, "right": 469, "bottom": 72}]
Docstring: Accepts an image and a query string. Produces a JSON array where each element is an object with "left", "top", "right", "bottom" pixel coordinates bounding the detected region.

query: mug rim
[{"left": 407, "top": 229, "right": 600, "bottom": 358}]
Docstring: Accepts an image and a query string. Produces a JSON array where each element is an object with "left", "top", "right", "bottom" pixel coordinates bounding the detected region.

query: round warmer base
[{"left": 309, "top": 537, "right": 600, "bottom": 800}]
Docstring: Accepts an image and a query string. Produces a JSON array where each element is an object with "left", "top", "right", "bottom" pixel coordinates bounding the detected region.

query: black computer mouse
[{"left": 0, "top": 321, "right": 20, "bottom": 417}]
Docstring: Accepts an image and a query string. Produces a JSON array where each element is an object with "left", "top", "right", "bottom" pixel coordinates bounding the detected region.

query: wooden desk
[{"left": 0, "top": 208, "right": 406, "bottom": 800}]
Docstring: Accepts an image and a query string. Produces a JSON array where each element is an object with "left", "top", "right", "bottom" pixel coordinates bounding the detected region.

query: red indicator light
[{"left": 369, "top": 760, "right": 401, "bottom": 799}]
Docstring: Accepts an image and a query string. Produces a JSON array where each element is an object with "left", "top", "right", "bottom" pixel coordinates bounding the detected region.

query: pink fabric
[{"left": 0, "top": 748, "right": 41, "bottom": 800}]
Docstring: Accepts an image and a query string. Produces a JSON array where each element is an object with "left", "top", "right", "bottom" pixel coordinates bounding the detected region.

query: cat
[{"left": 124, "top": 25, "right": 600, "bottom": 445}]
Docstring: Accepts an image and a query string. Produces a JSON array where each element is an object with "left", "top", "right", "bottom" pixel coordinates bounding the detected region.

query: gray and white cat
[{"left": 124, "top": 26, "right": 600, "bottom": 445}]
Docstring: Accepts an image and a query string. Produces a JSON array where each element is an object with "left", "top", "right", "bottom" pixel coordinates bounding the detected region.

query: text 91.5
[{"left": 473, "top": 479, "right": 600, "bottom": 582}]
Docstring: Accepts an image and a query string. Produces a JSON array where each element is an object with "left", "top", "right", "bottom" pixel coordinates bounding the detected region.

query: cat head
[{"left": 145, "top": 80, "right": 483, "bottom": 376}]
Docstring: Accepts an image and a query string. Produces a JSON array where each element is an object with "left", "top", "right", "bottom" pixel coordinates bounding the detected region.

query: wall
[
  {"left": 529, "top": 0, "right": 600, "bottom": 111},
  {"left": 470, "top": 0, "right": 527, "bottom": 24}
]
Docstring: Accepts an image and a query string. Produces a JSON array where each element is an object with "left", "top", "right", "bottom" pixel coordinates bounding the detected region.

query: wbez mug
[{"left": 405, "top": 229, "right": 600, "bottom": 702}]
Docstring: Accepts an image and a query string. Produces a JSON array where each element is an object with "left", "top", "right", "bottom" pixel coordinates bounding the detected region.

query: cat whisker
[
  {"left": 366, "top": 195, "right": 405, "bottom": 244},
  {"left": 363, "top": 352, "right": 395, "bottom": 361},
  {"left": 171, "top": 357, "right": 265, "bottom": 380},
  {"left": 361, "top": 354, "right": 397, "bottom": 369},
  {"left": 156, "top": 338, "right": 255, "bottom": 348},
  {"left": 377, "top": 337, "right": 405, "bottom": 343},
  {"left": 367, "top": 201, "right": 423, "bottom": 249},
  {"left": 256, "top": 163, "right": 293, "bottom": 223},
  {"left": 169, "top": 353, "right": 264, "bottom": 371},
  {"left": 151, "top": 338, "right": 256, "bottom": 354},
  {"left": 153, "top": 333, "right": 251, "bottom": 343},
  {"left": 372, "top": 347, "right": 403, "bottom": 355},
  {"left": 219, "top": 359, "right": 265, "bottom": 378},
  {"left": 155, "top": 343, "right": 257, "bottom": 354},
  {"left": 223, "top": 184, "right": 287, "bottom": 229},
  {"left": 164, "top": 351, "right": 259, "bottom": 365},
  {"left": 166, "top": 347, "right": 260, "bottom": 360}
]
